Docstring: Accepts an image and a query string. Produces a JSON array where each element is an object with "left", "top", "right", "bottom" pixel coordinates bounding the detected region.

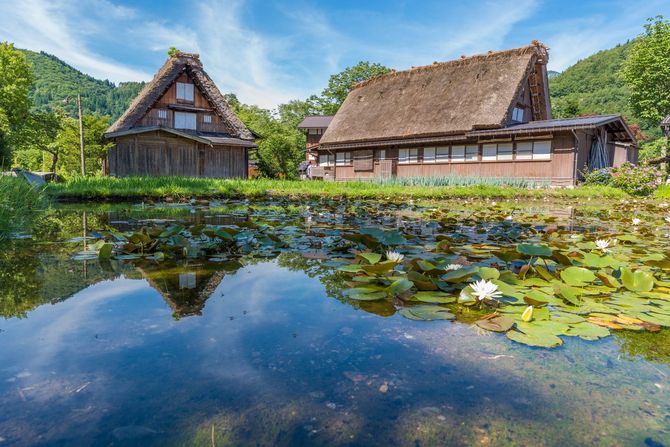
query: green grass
[
  {"left": 0, "top": 176, "right": 48, "bottom": 240},
  {"left": 655, "top": 184, "right": 670, "bottom": 199},
  {"left": 44, "top": 176, "right": 630, "bottom": 201}
]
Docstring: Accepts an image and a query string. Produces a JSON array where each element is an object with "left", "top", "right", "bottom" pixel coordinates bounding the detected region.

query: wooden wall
[
  {"left": 137, "top": 73, "right": 234, "bottom": 134},
  {"left": 325, "top": 132, "right": 579, "bottom": 186},
  {"left": 108, "top": 133, "right": 247, "bottom": 178}
]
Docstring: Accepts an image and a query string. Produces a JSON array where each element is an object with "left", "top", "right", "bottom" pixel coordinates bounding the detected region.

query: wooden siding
[
  {"left": 137, "top": 73, "right": 234, "bottom": 134},
  {"left": 323, "top": 132, "right": 578, "bottom": 186},
  {"left": 108, "top": 133, "right": 247, "bottom": 178}
]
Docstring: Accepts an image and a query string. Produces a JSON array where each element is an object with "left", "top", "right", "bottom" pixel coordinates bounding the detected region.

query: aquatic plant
[{"left": 0, "top": 176, "right": 48, "bottom": 241}]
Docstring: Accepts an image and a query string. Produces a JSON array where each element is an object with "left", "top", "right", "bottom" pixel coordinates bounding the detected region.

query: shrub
[
  {"left": 610, "top": 163, "right": 663, "bottom": 196},
  {"left": 582, "top": 167, "right": 613, "bottom": 186}
]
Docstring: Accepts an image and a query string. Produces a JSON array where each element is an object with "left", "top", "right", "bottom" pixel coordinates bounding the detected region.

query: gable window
[
  {"left": 398, "top": 148, "right": 418, "bottom": 164},
  {"left": 512, "top": 107, "right": 525, "bottom": 122},
  {"left": 320, "top": 154, "right": 334, "bottom": 166},
  {"left": 157, "top": 109, "right": 168, "bottom": 120},
  {"left": 176, "top": 82, "right": 194, "bottom": 101},
  {"left": 336, "top": 152, "right": 352, "bottom": 166},
  {"left": 451, "top": 145, "right": 465, "bottom": 162},
  {"left": 465, "top": 145, "right": 479, "bottom": 161},
  {"left": 423, "top": 147, "right": 436, "bottom": 163},
  {"left": 174, "top": 111, "right": 197, "bottom": 130},
  {"left": 516, "top": 140, "right": 551, "bottom": 160},
  {"left": 203, "top": 114, "right": 212, "bottom": 124}
]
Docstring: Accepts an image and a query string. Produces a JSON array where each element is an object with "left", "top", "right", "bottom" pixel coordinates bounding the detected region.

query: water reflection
[{"left": 0, "top": 201, "right": 669, "bottom": 446}]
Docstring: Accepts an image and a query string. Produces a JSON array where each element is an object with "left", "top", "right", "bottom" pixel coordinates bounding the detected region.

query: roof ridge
[{"left": 352, "top": 41, "right": 548, "bottom": 91}]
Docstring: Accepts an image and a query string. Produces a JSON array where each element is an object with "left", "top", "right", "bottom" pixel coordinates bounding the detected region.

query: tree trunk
[{"left": 49, "top": 153, "right": 58, "bottom": 174}]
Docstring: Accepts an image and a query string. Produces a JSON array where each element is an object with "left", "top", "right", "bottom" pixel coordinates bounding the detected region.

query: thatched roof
[
  {"left": 107, "top": 52, "right": 254, "bottom": 140},
  {"left": 320, "top": 42, "right": 548, "bottom": 147}
]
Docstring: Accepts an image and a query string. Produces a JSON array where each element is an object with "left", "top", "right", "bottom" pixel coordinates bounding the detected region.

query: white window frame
[
  {"left": 398, "top": 148, "right": 418, "bottom": 164},
  {"left": 465, "top": 145, "right": 478, "bottom": 161},
  {"left": 533, "top": 140, "right": 551, "bottom": 160},
  {"left": 512, "top": 107, "right": 525, "bottom": 122},
  {"left": 336, "top": 152, "right": 352, "bottom": 166},
  {"left": 482, "top": 144, "right": 497, "bottom": 161},
  {"left": 174, "top": 111, "right": 197, "bottom": 130},
  {"left": 436, "top": 147, "right": 450, "bottom": 162},
  {"left": 451, "top": 145, "right": 465, "bottom": 162},
  {"left": 497, "top": 143, "right": 514, "bottom": 161},
  {"left": 423, "top": 147, "right": 436, "bottom": 163},
  {"left": 203, "top": 114, "right": 212, "bottom": 124},
  {"left": 320, "top": 154, "right": 334, "bottom": 167},
  {"left": 157, "top": 109, "right": 168, "bottom": 120},
  {"left": 176, "top": 82, "right": 194, "bottom": 101},
  {"left": 516, "top": 141, "right": 534, "bottom": 160}
]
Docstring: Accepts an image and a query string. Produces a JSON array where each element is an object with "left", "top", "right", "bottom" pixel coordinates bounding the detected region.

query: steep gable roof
[
  {"left": 107, "top": 52, "right": 254, "bottom": 140},
  {"left": 320, "top": 42, "right": 549, "bottom": 146}
]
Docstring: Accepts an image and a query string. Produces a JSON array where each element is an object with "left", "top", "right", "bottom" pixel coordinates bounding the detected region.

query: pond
[{"left": 1, "top": 199, "right": 670, "bottom": 446}]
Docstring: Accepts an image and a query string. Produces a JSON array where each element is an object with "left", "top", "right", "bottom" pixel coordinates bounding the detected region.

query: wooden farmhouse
[
  {"left": 311, "top": 42, "right": 637, "bottom": 185},
  {"left": 105, "top": 52, "right": 256, "bottom": 178}
]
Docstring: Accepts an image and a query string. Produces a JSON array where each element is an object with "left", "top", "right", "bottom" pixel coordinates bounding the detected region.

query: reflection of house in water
[{"left": 135, "top": 261, "right": 235, "bottom": 318}]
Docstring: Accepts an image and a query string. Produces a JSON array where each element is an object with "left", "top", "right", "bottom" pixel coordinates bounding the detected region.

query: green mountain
[
  {"left": 549, "top": 41, "right": 636, "bottom": 124},
  {"left": 22, "top": 49, "right": 144, "bottom": 121}
]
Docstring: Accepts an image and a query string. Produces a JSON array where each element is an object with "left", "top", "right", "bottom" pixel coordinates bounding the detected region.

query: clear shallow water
[{"left": 1, "top": 201, "right": 669, "bottom": 446}]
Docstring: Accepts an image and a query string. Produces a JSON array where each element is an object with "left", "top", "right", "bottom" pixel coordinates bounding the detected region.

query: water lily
[
  {"left": 632, "top": 218, "right": 641, "bottom": 226},
  {"left": 385, "top": 251, "right": 404, "bottom": 263},
  {"left": 469, "top": 279, "right": 503, "bottom": 302},
  {"left": 595, "top": 239, "right": 612, "bottom": 252},
  {"left": 445, "top": 263, "right": 463, "bottom": 271},
  {"left": 505, "top": 215, "right": 513, "bottom": 221},
  {"left": 665, "top": 216, "right": 670, "bottom": 224}
]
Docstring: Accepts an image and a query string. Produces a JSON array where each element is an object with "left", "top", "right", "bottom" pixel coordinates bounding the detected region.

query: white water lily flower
[
  {"left": 665, "top": 216, "right": 670, "bottom": 224},
  {"left": 385, "top": 251, "right": 404, "bottom": 263},
  {"left": 505, "top": 215, "right": 513, "bottom": 221},
  {"left": 445, "top": 264, "right": 463, "bottom": 271},
  {"left": 632, "top": 218, "right": 641, "bottom": 226},
  {"left": 469, "top": 279, "right": 503, "bottom": 302},
  {"left": 595, "top": 239, "right": 612, "bottom": 251}
]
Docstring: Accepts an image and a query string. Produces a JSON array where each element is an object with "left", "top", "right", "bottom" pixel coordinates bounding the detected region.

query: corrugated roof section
[{"left": 297, "top": 116, "right": 334, "bottom": 128}]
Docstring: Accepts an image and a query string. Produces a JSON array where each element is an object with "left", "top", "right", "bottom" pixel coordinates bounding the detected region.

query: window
[
  {"left": 203, "top": 115, "right": 212, "bottom": 124},
  {"left": 398, "top": 148, "right": 418, "bottom": 164},
  {"left": 516, "top": 140, "right": 551, "bottom": 160},
  {"left": 497, "top": 143, "right": 513, "bottom": 160},
  {"left": 174, "top": 112, "right": 197, "bottom": 130},
  {"left": 308, "top": 128, "right": 322, "bottom": 135},
  {"left": 176, "top": 82, "right": 194, "bottom": 101},
  {"left": 336, "top": 152, "right": 352, "bottom": 166},
  {"left": 516, "top": 141, "right": 534, "bottom": 160},
  {"left": 320, "top": 154, "right": 334, "bottom": 166},
  {"left": 451, "top": 145, "right": 465, "bottom": 162},
  {"left": 512, "top": 107, "right": 525, "bottom": 122},
  {"left": 482, "top": 144, "right": 497, "bottom": 161},
  {"left": 436, "top": 147, "right": 450, "bottom": 162},
  {"left": 157, "top": 109, "right": 168, "bottom": 120},
  {"left": 465, "top": 145, "right": 479, "bottom": 161},
  {"left": 423, "top": 147, "right": 436, "bottom": 163},
  {"left": 533, "top": 140, "right": 551, "bottom": 159},
  {"left": 378, "top": 149, "right": 386, "bottom": 161}
]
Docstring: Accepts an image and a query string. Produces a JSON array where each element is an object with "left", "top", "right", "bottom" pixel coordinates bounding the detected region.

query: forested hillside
[
  {"left": 22, "top": 49, "right": 144, "bottom": 121},
  {"left": 549, "top": 41, "right": 636, "bottom": 125}
]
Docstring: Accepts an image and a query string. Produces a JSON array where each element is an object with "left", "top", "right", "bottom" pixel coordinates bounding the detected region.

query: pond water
[{"left": 1, "top": 199, "right": 670, "bottom": 446}]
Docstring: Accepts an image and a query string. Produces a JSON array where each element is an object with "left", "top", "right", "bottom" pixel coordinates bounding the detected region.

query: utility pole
[{"left": 77, "top": 95, "right": 85, "bottom": 176}]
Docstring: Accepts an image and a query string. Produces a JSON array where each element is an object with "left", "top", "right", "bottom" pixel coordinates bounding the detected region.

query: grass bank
[
  {"left": 45, "top": 176, "right": 630, "bottom": 202},
  {"left": 0, "top": 176, "right": 48, "bottom": 240}
]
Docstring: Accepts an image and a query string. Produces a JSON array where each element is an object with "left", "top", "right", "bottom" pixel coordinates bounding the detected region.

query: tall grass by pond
[
  {"left": 45, "top": 176, "right": 629, "bottom": 201},
  {"left": 0, "top": 176, "right": 48, "bottom": 240}
]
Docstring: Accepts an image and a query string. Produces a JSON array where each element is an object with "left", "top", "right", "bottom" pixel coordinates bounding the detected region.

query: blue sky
[{"left": 0, "top": 0, "right": 668, "bottom": 108}]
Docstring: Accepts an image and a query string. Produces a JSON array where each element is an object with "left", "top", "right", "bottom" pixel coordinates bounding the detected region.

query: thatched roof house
[
  {"left": 311, "top": 42, "right": 637, "bottom": 185},
  {"left": 105, "top": 52, "right": 256, "bottom": 178}
]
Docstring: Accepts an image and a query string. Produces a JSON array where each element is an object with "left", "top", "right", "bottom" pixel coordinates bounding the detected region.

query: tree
[
  {"left": 319, "top": 61, "right": 391, "bottom": 115},
  {"left": 0, "top": 42, "right": 33, "bottom": 168},
  {"left": 19, "top": 110, "right": 64, "bottom": 172},
  {"left": 55, "top": 114, "right": 112, "bottom": 175},
  {"left": 621, "top": 16, "right": 670, "bottom": 125},
  {"left": 256, "top": 133, "right": 304, "bottom": 179}
]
